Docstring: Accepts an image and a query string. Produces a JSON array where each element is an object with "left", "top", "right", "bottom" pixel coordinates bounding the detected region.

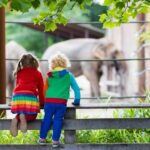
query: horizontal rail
[
  {"left": 1, "top": 103, "right": 150, "bottom": 109},
  {"left": 6, "top": 20, "right": 150, "bottom": 24},
  {"left": 6, "top": 95, "right": 146, "bottom": 100},
  {"left": 0, "top": 118, "right": 150, "bottom": 130},
  {"left": 0, "top": 144, "right": 150, "bottom": 150},
  {"left": 6, "top": 58, "right": 150, "bottom": 62}
]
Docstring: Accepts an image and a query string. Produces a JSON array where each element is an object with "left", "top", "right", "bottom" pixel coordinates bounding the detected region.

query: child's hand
[{"left": 72, "top": 102, "right": 80, "bottom": 106}]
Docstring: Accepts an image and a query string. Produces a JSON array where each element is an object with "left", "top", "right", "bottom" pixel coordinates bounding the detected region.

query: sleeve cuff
[{"left": 74, "top": 99, "right": 80, "bottom": 104}]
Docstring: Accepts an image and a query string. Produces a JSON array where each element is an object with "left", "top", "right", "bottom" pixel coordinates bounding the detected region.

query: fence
[{"left": 0, "top": 103, "right": 150, "bottom": 150}]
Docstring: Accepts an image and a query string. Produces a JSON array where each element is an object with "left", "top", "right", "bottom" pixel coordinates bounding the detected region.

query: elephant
[
  {"left": 6, "top": 41, "right": 27, "bottom": 98},
  {"left": 41, "top": 38, "right": 128, "bottom": 97}
]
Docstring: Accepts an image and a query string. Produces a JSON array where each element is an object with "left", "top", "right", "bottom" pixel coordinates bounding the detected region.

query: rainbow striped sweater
[{"left": 45, "top": 69, "right": 80, "bottom": 105}]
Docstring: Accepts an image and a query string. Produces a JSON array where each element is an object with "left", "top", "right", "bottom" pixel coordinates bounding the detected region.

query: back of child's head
[
  {"left": 14, "top": 53, "right": 39, "bottom": 76},
  {"left": 49, "top": 52, "right": 71, "bottom": 70}
]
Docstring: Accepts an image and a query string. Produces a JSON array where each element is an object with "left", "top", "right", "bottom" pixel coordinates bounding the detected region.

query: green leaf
[
  {"left": 45, "top": 21, "right": 57, "bottom": 31},
  {"left": 11, "top": 0, "right": 32, "bottom": 12},
  {"left": 121, "top": 15, "right": 129, "bottom": 22},
  {"left": 33, "top": 17, "right": 39, "bottom": 24},
  {"left": 76, "top": 0, "right": 83, "bottom": 5},
  {"left": 107, "top": 9, "right": 116, "bottom": 16},
  {"left": 31, "top": 0, "right": 40, "bottom": 9},
  {"left": 99, "top": 14, "right": 107, "bottom": 22},
  {"left": 79, "top": 3, "right": 85, "bottom": 10},
  {"left": 131, "top": 9, "right": 137, "bottom": 18},
  {"left": 116, "top": 2, "right": 125, "bottom": 9},
  {"left": 44, "top": 0, "right": 56, "bottom": 6},
  {"left": 0, "top": 0, "right": 8, "bottom": 7},
  {"left": 103, "top": 0, "right": 112, "bottom": 6},
  {"left": 56, "top": 0, "right": 66, "bottom": 12},
  {"left": 138, "top": 6, "right": 149, "bottom": 13},
  {"left": 39, "top": 11, "right": 50, "bottom": 18},
  {"left": 58, "top": 15, "right": 68, "bottom": 25},
  {"left": 48, "top": 2, "right": 56, "bottom": 10},
  {"left": 85, "top": 0, "right": 92, "bottom": 5},
  {"left": 103, "top": 21, "right": 120, "bottom": 28}
]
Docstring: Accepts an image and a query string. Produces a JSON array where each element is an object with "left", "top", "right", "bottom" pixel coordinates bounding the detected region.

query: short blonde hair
[{"left": 49, "top": 52, "right": 71, "bottom": 70}]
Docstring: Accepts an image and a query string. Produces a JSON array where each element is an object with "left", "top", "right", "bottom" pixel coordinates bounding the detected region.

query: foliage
[
  {"left": 77, "top": 129, "right": 150, "bottom": 143},
  {"left": 0, "top": 128, "right": 149, "bottom": 144},
  {"left": 100, "top": 0, "right": 150, "bottom": 28},
  {"left": 113, "top": 91, "right": 150, "bottom": 118},
  {"left": 1, "top": 0, "right": 150, "bottom": 31}
]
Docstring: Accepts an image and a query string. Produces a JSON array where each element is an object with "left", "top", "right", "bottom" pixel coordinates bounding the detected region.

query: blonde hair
[
  {"left": 49, "top": 52, "right": 71, "bottom": 70},
  {"left": 14, "top": 53, "right": 39, "bottom": 76}
]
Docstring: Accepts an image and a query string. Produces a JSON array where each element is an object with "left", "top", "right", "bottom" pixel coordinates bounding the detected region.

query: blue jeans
[{"left": 40, "top": 103, "right": 66, "bottom": 141}]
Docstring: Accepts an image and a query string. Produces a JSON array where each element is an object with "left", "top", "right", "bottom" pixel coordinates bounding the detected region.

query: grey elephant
[
  {"left": 6, "top": 41, "right": 27, "bottom": 98},
  {"left": 41, "top": 38, "right": 127, "bottom": 97}
]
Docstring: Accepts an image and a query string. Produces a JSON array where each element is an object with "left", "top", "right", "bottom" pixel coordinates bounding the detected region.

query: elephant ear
[
  {"left": 92, "top": 43, "right": 106, "bottom": 59},
  {"left": 92, "top": 41, "right": 115, "bottom": 59},
  {"left": 105, "top": 42, "right": 116, "bottom": 58}
]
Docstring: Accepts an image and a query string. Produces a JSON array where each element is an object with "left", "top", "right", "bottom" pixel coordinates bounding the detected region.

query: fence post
[
  {"left": 64, "top": 107, "right": 76, "bottom": 144},
  {"left": 0, "top": 7, "right": 6, "bottom": 113}
]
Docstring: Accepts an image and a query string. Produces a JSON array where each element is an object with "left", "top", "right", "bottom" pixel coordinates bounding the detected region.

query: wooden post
[
  {"left": 64, "top": 108, "right": 76, "bottom": 144},
  {"left": 0, "top": 7, "right": 6, "bottom": 108},
  {"left": 137, "top": 14, "right": 145, "bottom": 95}
]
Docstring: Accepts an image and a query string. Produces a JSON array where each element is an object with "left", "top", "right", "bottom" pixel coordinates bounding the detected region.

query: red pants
[{"left": 16, "top": 114, "right": 37, "bottom": 122}]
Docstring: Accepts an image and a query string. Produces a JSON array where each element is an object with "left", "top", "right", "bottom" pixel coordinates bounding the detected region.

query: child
[
  {"left": 38, "top": 53, "right": 80, "bottom": 148},
  {"left": 10, "top": 54, "right": 44, "bottom": 137}
]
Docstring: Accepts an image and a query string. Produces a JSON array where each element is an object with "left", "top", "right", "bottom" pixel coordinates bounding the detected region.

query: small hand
[{"left": 72, "top": 102, "right": 80, "bottom": 106}]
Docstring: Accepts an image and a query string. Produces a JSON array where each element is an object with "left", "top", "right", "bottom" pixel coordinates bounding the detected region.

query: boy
[{"left": 38, "top": 53, "right": 80, "bottom": 148}]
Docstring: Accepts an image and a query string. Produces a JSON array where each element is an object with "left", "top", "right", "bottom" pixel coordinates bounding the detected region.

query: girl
[
  {"left": 38, "top": 52, "right": 80, "bottom": 148},
  {"left": 10, "top": 54, "right": 44, "bottom": 137}
]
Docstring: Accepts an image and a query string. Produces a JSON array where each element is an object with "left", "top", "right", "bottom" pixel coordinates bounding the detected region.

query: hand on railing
[{"left": 72, "top": 102, "right": 80, "bottom": 107}]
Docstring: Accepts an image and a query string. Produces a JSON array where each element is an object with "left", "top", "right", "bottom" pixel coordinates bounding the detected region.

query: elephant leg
[
  {"left": 107, "top": 65, "right": 113, "bottom": 92},
  {"left": 82, "top": 68, "right": 101, "bottom": 98},
  {"left": 107, "top": 65, "right": 115, "bottom": 92},
  {"left": 118, "top": 70, "right": 126, "bottom": 96},
  {"left": 90, "top": 86, "right": 95, "bottom": 97}
]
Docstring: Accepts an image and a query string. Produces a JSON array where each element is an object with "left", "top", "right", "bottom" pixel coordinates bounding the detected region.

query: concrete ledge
[
  {"left": 0, "top": 144, "right": 150, "bottom": 150},
  {"left": 0, "top": 118, "right": 150, "bottom": 130}
]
